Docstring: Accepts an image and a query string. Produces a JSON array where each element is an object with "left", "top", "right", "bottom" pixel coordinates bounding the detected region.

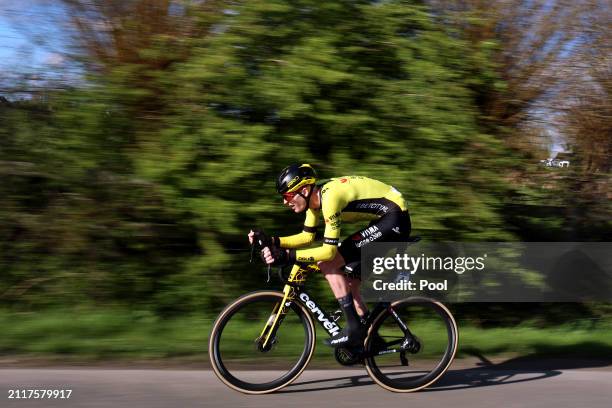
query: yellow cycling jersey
[{"left": 279, "top": 176, "right": 407, "bottom": 262}]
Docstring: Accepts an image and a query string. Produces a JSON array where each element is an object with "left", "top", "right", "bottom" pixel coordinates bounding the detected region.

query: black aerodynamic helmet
[{"left": 276, "top": 163, "right": 317, "bottom": 194}]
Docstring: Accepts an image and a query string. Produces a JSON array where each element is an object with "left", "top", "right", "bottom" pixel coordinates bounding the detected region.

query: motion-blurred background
[{"left": 0, "top": 0, "right": 610, "bottom": 362}]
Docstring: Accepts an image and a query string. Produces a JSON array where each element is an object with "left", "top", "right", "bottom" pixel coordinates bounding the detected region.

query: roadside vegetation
[{"left": 1, "top": 1, "right": 609, "bottom": 361}]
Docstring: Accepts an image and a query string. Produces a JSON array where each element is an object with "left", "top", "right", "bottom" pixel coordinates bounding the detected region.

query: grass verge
[{"left": 1, "top": 309, "right": 611, "bottom": 363}]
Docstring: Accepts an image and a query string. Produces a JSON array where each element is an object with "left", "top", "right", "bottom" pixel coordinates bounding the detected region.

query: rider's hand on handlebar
[
  {"left": 261, "top": 246, "right": 273, "bottom": 264},
  {"left": 261, "top": 246, "right": 291, "bottom": 267},
  {"left": 249, "top": 228, "right": 273, "bottom": 248}
]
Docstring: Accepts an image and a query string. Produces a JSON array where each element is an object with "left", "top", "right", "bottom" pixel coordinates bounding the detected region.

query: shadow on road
[
  {"left": 280, "top": 344, "right": 612, "bottom": 394},
  {"left": 428, "top": 344, "right": 612, "bottom": 392},
  {"left": 280, "top": 372, "right": 375, "bottom": 393},
  {"left": 425, "top": 355, "right": 561, "bottom": 392}
]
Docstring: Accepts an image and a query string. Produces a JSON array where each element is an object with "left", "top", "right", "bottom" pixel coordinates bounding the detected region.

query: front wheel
[
  {"left": 364, "top": 297, "right": 458, "bottom": 392},
  {"left": 208, "top": 291, "right": 316, "bottom": 394}
]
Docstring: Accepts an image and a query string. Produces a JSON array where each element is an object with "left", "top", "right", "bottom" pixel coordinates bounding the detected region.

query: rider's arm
[
  {"left": 293, "top": 239, "right": 338, "bottom": 262},
  {"left": 277, "top": 209, "right": 318, "bottom": 249},
  {"left": 292, "top": 187, "right": 343, "bottom": 262},
  {"left": 278, "top": 229, "right": 316, "bottom": 248}
]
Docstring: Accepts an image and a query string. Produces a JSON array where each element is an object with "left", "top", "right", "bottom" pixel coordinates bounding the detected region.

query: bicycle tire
[
  {"left": 209, "top": 290, "right": 316, "bottom": 394},
  {"left": 364, "top": 297, "right": 458, "bottom": 392}
]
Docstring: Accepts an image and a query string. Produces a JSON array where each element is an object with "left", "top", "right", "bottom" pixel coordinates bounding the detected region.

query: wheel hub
[{"left": 255, "top": 335, "right": 278, "bottom": 352}]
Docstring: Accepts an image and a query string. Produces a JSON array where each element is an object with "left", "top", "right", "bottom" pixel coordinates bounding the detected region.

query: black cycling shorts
[{"left": 338, "top": 210, "right": 411, "bottom": 280}]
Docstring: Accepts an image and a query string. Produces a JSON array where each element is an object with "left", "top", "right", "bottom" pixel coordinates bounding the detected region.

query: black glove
[
  {"left": 261, "top": 246, "right": 295, "bottom": 267},
  {"left": 270, "top": 246, "right": 288, "bottom": 267},
  {"left": 252, "top": 228, "right": 273, "bottom": 249}
]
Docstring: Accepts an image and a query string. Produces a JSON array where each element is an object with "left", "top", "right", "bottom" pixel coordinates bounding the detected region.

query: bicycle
[{"left": 208, "top": 237, "right": 458, "bottom": 394}]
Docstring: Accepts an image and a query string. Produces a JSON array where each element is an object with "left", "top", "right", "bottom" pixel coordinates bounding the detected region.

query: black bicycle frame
[
  {"left": 293, "top": 289, "right": 342, "bottom": 336},
  {"left": 292, "top": 287, "right": 391, "bottom": 338}
]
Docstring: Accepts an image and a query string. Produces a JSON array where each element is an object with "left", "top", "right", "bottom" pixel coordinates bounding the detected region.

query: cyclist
[{"left": 249, "top": 163, "right": 411, "bottom": 347}]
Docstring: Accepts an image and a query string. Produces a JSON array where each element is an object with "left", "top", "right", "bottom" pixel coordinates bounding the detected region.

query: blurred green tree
[
  {"left": 2, "top": 1, "right": 606, "bottom": 319},
  {"left": 0, "top": 0, "right": 517, "bottom": 312}
]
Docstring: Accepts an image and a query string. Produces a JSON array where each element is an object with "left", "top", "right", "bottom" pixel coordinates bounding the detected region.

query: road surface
[{"left": 1, "top": 358, "right": 611, "bottom": 407}]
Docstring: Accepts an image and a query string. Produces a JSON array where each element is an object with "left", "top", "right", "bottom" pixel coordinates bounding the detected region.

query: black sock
[{"left": 337, "top": 294, "right": 361, "bottom": 333}]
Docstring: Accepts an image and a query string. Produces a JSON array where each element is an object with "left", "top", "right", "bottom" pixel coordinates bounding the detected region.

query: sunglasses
[{"left": 282, "top": 191, "right": 299, "bottom": 201}]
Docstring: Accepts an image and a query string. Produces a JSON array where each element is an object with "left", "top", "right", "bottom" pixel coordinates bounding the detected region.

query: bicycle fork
[
  {"left": 256, "top": 264, "right": 314, "bottom": 351},
  {"left": 257, "top": 285, "right": 295, "bottom": 352}
]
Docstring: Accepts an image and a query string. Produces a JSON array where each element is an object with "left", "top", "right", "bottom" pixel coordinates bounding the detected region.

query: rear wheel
[
  {"left": 209, "top": 291, "right": 316, "bottom": 394},
  {"left": 364, "top": 297, "right": 458, "bottom": 392}
]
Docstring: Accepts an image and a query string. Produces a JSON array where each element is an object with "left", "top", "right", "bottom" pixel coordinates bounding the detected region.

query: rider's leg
[
  {"left": 319, "top": 252, "right": 364, "bottom": 346},
  {"left": 347, "top": 277, "right": 368, "bottom": 317},
  {"left": 319, "top": 253, "right": 350, "bottom": 297},
  {"left": 335, "top": 211, "right": 411, "bottom": 324}
]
